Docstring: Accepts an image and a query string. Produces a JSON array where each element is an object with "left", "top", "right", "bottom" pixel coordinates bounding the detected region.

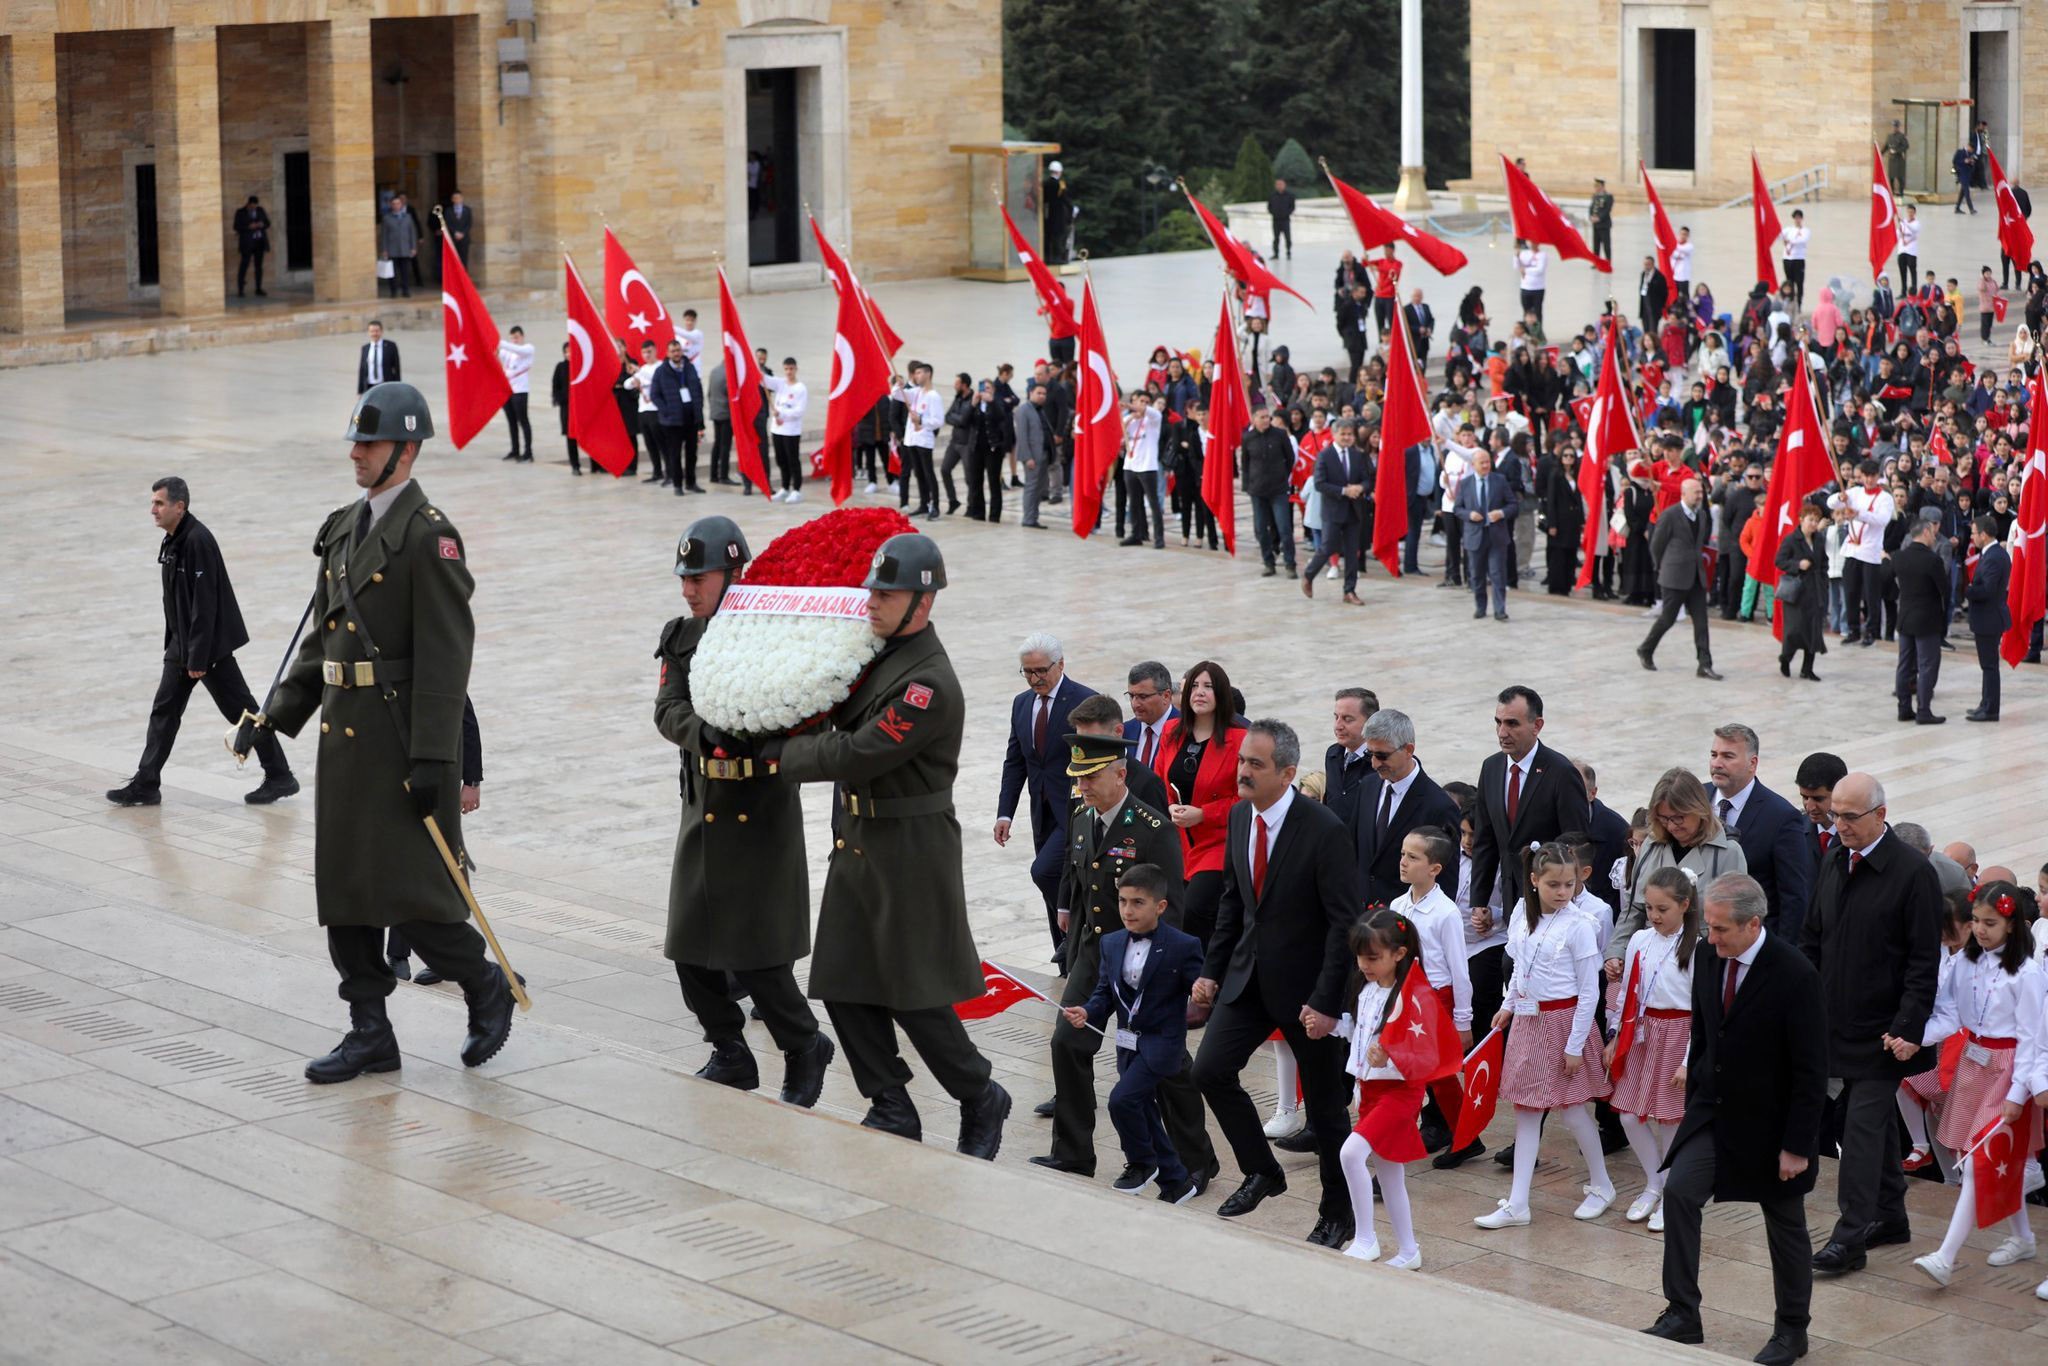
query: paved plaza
[{"left": 0, "top": 225, "right": 2044, "bottom": 1364}]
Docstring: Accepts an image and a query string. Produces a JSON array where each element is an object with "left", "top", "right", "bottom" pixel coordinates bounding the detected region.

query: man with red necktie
[
  {"left": 1792, "top": 751, "right": 1847, "bottom": 874},
  {"left": 1119, "top": 661, "right": 1178, "bottom": 772}
]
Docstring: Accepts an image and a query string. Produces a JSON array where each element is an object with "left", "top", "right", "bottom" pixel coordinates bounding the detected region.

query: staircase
[{"left": 1719, "top": 164, "right": 1831, "bottom": 210}]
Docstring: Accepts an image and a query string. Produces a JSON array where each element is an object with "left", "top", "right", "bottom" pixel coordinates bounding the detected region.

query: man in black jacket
[
  {"left": 233, "top": 195, "right": 270, "bottom": 297},
  {"left": 109, "top": 478, "right": 297, "bottom": 807},
  {"left": 1891, "top": 509, "right": 1949, "bottom": 723},
  {"left": 1241, "top": 406, "right": 1296, "bottom": 577},
  {"left": 357, "top": 320, "right": 400, "bottom": 394},
  {"left": 1964, "top": 515, "right": 2011, "bottom": 720},
  {"left": 1267, "top": 177, "right": 1296, "bottom": 259}
]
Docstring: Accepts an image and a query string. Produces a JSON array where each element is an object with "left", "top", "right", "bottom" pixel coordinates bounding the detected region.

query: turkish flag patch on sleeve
[
  {"left": 903, "top": 683, "right": 933, "bottom": 710},
  {"left": 438, "top": 537, "right": 461, "bottom": 560}
]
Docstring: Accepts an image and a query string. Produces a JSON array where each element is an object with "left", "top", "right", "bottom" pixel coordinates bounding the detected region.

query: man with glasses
[
  {"left": 997, "top": 633, "right": 1097, "bottom": 963},
  {"left": 1799, "top": 773, "right": 1942, "bottom": 1279},
  {"left": 1351, "top": 709, "right": 1460, "bottom": 908},
  {"left": 1119, "top": 661, "right": 1178, "bottom": 769}
]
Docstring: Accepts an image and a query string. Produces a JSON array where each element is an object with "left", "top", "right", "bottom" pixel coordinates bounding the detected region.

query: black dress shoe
[
  {"left": 244, "top": 773, "right": 300, "bottom": 805},
  {"left": 1810, "top": 1240, "right": 1866, "bottom": 1274},
  {"left": 105, "top": 780, "right": 161, "bottom": 806},
  {"left": 1696, "top": 664, "right": 1724, "bottom": 680},
  {"left": 1638, "top": 647, "right": 1657, "bottom": 672},
  {"left": 1753, "top": 1330, "right": 1809, "bottom": 1365},
  {"left": 1305, "top": 1215, "right": 1354, "bottom": 1248},
  {"left": 1027, "top": 1153, "right": 1094, "bottom": 1177},
  {"left": 1433, "top": 1139, "right": 1486, "bottom": 1169},
  {"left": 955, "top": 1080, "right": 1012, "bottom": 1160},
  {"left": 777, "top": 1034, "right": 832, "bottom": 1107},
  {"left": 1800, "top": 669, "right": 1822, "bottom": 681},
  {"left": 1217, "top": 1170, "right": 1287, "bottom": 1217},
  {"left": 1032, "top": 1097, "right": 1056, "bottom": 1118},
  {"left": 305, "top": 1001, "right": 401, "bottom": 1083},
  {"left": 1866, "top": 1218, "right": 1911, "bottom": 1246},
  {"left": 1273, "top": 1125, "right": 1320, "bottom": 1154},
  {"left": 1897, "top": 709, "right": 1916, "bottom": 723},
  {"left": 1965, "top": 709, "right": 1998, "bottom": 722},
  {"left": 459, "top": 974, "right": 515, "bottom": 1067},
  {"left": 1192, "top": 1158, "right": 1221, "bottom": 1196},
  {"left": 388, "top": 954, "right": 412, "bottom": 983},
  {"left": 1418, "top": 1119, "right": 1452, "bottom": 1153},
  {"left": 413, "top": 966, "right": 444, "bottom": 986},
  {"left": 1641, "top": 1308, "right": 1705, "bottom": 1344},
  {"left": 695, "top": 1039, "right": 759, "bottom": 1089},
  {"left": 1493, "top": 1140, "right": 1516, "bottom": 1166},
  {"left": 862, "top": 1086, "right": 923, "bottom": 1140},
  {"left": 1915, "top": 713, "right": 1945, "bottom": 725}
]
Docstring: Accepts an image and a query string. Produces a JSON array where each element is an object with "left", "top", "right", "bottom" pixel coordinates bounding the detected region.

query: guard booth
[
  {"left": 948, "top": 140, "right": 1062, "bottom": 282},
  {"left": 1889, "top": 98, "right": 1973, "bottom": 199}
]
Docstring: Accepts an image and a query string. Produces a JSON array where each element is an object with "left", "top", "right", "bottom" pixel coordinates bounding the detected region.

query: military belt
[
  {"left": 841, "top": 789, "right": 954, "bottom": 819},
  {"left": 321, "top": 658, "right": 412, "bottom": 689},
  {"left": 698, "top": 755, "right": 761, "bottom": 780}
]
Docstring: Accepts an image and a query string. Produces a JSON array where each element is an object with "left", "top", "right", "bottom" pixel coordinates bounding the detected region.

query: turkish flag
[
  {"left": 1382, "top": 966, "right": 1464, "bottom": 1083},
  {"left": 1372, "top": 298, "right": 1431, "bottom": 575},
  {"left": 1993, "top": 294, "right": 2010, "bottom": 323},
  {"left": 2002, "top": 366, "right": 2048, "bottom": 666},
  {"left": 1071, "top": 280, "right": 1123, "bottom": 537},
  {"left": 1640, "top": 161, "right": 1679, "bottom": 300},
  {"left": 1202, "top": 292, "right": 1246, "bottom": 556},
  {"left": 820, "top": 262, "right": 893, "bottom": 506},
  {"left": 1000, "top": 201, "right": 1080, "bottom": 339},
  {"left": 1500, "top": 155, "right": 1608, "bottom": 271},
  {"left": 716, "top": 267, "right": 771, "bottom": 498},
  {"left": 1607, "top": 956, "right": 1645, "bottom": 1080},
  {"left": 1754, "top": 359, "right": 1830, "bottom": 639},
  {"left": 1324, "top": 166, "right": 1468, "bottom": 276},
  {"left": 1751, "top": 152, "right": 1783, "bottom": 290},
  {"left": 1577, "top": 318, "right": 1643, "bottom": 589},
  {"left": 1928, "top": 427, "right": 1952, "bottom": 466},
  {"left": 1970, "top": 1118, "right": 2027, "bottom": 1229},
  {"left": 439, "top": 235, "right": 511, "bottom": 450},
  {"left": 809, "top": 217, "right": 904, "bottom": 357},
  {"left": 955, "top": 961, "right": 1042, "bottom": 1021},
  {"left": 1868, "top": 145, "right": 1900, "bottom": 284},
  {"left": 562, "top": 255, "right": 633, "bottom": 476},
  {"left": 1988, "top": 146, "right": 2036, "bottom": 274},
  {"left": 1450, "top": 1026, "right": 1507, "bottom": 1151},
  {"left": 1182, "top": 187, "right": 1315, "bottom": 309},
  {"left": 602, "top": 226, "right": 675, "bottom": 361}
]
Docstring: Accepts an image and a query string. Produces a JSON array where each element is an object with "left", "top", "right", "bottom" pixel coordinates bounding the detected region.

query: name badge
[
  {"left": 1115, "top": 1028, "right": 1139, "bottom": 1051},
  {"left": 1963, "top": 1041, "right": 1993, "bottom": 1068},
  {"left": 1513, "top": 999, "right": 1539, "bottom": 1017}
]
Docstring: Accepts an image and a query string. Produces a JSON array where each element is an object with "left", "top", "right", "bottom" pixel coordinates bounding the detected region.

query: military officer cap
[
  {"left": 1065, "top": 731, "right": 1134, "bottom": 778},
  {"left": 347, "top": 381, "right": 435, "bottom": 443},
  {"left": 676, "top": 515, "right": 751, "bottom": 576},
  {"left": 864, "top": 533, "right": 948, "bottom": 591}
]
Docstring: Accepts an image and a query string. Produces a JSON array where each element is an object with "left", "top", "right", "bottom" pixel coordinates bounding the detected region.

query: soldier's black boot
[
  {"left": 955, "top": 1080, "right": 1013, "bottom": 1161},
  {"left": 244, "top": 773, "right": 300, "bottom": 805},
  {"left": 778, "top": 1034, "right": 834, "bottom": 1107},
  {"left": 860, "top": 1086, "right": 922, "bottom": 1141},
  {"left": 695, "top": 1039, "right": 759, "bottom": 1091},
  {"left": 459, "top": 973, "right": 514, "bottom": 1067},
  {"left": 105, "top": 779, "right": 161, "bottom": 807},
  {"left": 306, "top": 999, "right": 401, "bottom": 1083}
]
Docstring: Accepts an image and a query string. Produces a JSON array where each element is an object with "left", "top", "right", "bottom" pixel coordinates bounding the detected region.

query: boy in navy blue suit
[{"left": 1064, "top": 863, "right": 1204, "bottom": 1203}]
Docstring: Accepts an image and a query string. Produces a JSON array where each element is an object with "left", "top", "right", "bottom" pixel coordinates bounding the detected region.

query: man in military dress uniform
[
  {"left": 754, "top": 534, "right": 1011, "bottom": 1158},
  {"left": 1588, "top": 178, "right": 1615, "bottom": 262},
  {"left": 246, "top": 381, "right": 514, "bottom": 1082},
  {"left": 1028, "top": 731, "right": 1217, "bottom": 1187},
  {"left": 655, "top": 515, "right": 833, "bottom": 1106}
]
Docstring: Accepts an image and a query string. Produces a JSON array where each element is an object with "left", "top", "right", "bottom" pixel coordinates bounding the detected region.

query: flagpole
[{"left": 991, "top": 960, "right": 1104, "bottom": 1036}]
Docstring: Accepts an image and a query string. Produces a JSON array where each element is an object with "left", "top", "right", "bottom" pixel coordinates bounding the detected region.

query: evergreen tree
[
  {"left": 1271, "top": 138, "right": 1317, "bottom": 190},
  {"left": 1229, "top": 136, "right": 1275, "bottom": 204}
]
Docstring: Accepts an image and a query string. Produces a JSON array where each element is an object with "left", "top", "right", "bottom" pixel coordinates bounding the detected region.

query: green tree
[
  {"left": 1229, "top": 135, "right": 1274, "bottom": 204},
  {"left": 1271, "top": 138, "right": 1317, "bottom": 191}
]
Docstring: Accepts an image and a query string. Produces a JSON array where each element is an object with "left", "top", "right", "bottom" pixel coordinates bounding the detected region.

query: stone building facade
[
  {"left": 0, "top": 0, "right": 1001, "bottom": 337},
  {"left": 1465, "top": 0, "right": 2044, "bottom": 203}
]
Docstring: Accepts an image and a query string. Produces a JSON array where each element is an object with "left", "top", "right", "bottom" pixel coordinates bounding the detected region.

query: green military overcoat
[
  {"left": 776, "top": 626, "right": 981, "bottom": 1011},
  {"left": 267, "top": 481, "right": 473, "bottom": 928},
  {"left": 1056, "top": 794, "right": 1184, "bottom": 1010},
  {"left": 654, "top": 613, "right": 811, "bottom": 970}
]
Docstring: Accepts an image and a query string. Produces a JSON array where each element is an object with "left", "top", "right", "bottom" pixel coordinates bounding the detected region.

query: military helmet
[
  {"left": 347, "top": 382, "right": 436, "bottom": 442},
  {"left": 863, "top": 533, "right": 947, "bottom": 592},
  {"left": 675, "top": 516, "right": 751, "bottom": 577}
]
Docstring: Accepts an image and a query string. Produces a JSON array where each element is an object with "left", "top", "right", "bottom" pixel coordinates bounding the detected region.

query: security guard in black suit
[{"left": 1029, "top": 732, "right": 1217, "bottom": 1186}]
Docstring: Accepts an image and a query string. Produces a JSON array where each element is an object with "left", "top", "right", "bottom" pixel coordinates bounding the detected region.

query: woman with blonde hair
[{"left": 1601, "top": 767, "right": 1747, "bottom": 973}]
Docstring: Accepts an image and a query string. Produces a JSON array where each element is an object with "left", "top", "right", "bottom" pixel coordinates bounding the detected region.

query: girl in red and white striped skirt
[
  {"left": 1603, "top": 866, "right": 1700, "bottom": 1233},
  {"left": 1896, "top": 892, "right": 1973, "bottom": 1173}
]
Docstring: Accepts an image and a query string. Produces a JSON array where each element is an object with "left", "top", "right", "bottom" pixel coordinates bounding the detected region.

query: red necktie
[
  {"left": 1848, "top": 851, "right": 1862, "bottom": 874},
  {"left": 1722, "top": 957, "right": 1739, "bottom": 1013},
  {"left": 1253, "top": 814, "right": 1270, "bottom": 899},
  {"left": 1506, "top": 762, "right": 1522, "bottom": 826},
  {"left": 1818, "top": 829, "right": 1832, "bottom": 857},
  {"left": 1033, "top": 696, "right": 1048, "bottom": 754},
  {"left": 1140, "top": 727, "right": 1155, "bottom": 768}
]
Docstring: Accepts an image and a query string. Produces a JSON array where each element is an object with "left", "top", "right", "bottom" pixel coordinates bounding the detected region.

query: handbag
[
  {"left": 1775, "top": 571, "right": 1804, "bottom": 605},
  {"left": 1607, "top": 503, "right": 1628, "bottom": 536},
  {"left": 376, "top": 259, "right": 396, "bottom": 280}
]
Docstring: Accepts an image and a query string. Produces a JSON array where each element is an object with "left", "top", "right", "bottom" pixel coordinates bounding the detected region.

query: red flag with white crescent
[
  {"left": 1202, "top": 292, "right": 1245, "bottom": 556},
  {"left": 1071, "top": 280, "right": 1123, "bottom": 537},
  {"left": 1577, "top": 319, "right": 1641, "bottom": 589},
  {"left": 1641, "top": 161, "right": 1678, "bottom": 300},
  {"left": 2003, "top": 366, "right": 2048, "bottom": 666},
  {"left": 439, "top": 236, "right": 511, "bottom": 450},
  {"left": 820, "top": 263, "right": 893, "bottom": 506},
  {"left": 1500, "top": 155, "right": 1608, "bottom": 271},
  {"left": 1451, "top": 1026, "right": 1507, "bottom": 1150},
  {"left": 1323, "top": 165, "right": 1468, "bottom": 276},
  {"left": 602, "top": 226, "right": 675, "bottom": 360},
  {"left": 1971, "top": 1118, "right": 2027, "bottom": 1229},
  {"left": 809, "top": 216, "right": 905, "bottom": 357},
  {"left": 1868, "top": 145, "right": 1899, "bottom": 284},
  {"left": 954, "top": 960, "right": 1043, "bottom": 1021},
  {"left": 716, "top": 267, "right": 770, "bottom": 498},
  {"left": 1182, "top": 188, "right": 1315, "bottom": 309},
  {"left": 1381, "top": 965, "right": 1464, "bottom": 1083},
  {"left": 563, "top": 255, "right": 633, "bottom": 476},
  {"left": 1752, "top": 358, "right": 1831, "bottom": 638},
  {"left": 1606, "top": 956, "right": 1645, "bottom": 1079},
  {"left": 1372, "top": 298, "right": 1431, "bottom": 575},
  {"left": 1989, "top": 146, "right": 2035, "bottom": 275},
  {"left": 1751, "top": 152, "right": 1783, "bottom": 290},
  {"left": 999, "top": 201, "right": 1080, "bottom": 339}
]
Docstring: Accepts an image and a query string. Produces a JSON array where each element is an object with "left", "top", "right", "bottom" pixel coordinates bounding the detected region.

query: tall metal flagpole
[{"left": 1391, "top": 0, "right": 1429, "bottom": 212}]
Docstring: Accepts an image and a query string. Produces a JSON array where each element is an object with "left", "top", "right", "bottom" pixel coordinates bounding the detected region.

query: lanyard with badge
[
  {"left": 1112, "top": 959, "right": 1144, "bottom": 1051},
  {"left": 1962, "top": 957, "right": 2001, "bottom": 1065},
  {"left": 1513, "top": 913, "right": 1571, "bottom": 1015}
]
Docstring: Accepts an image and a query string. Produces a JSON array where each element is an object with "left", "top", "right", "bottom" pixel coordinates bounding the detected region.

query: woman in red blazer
[{"left": 1152, "top": 658, "right": 1245, "bottom": 954}]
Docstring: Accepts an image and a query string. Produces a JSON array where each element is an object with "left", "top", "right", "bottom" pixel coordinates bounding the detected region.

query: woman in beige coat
[{"left": 1603, "top": 766, "right": 1747, "bottom": 971}]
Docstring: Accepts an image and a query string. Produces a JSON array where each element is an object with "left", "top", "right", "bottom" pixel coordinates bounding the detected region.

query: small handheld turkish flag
[
  {"left": 1970, "top": 1118, "right": 2027, "bottom": 1229},
  {"left": 955, "top": 961, "right": 1042, "bottom": 1021},
  {"left": 1381, "top": 967, "right": 1464, "bottom": 1083},
  {"left": 1607, "top": 956, "right": 1644, "bottom": 1081},
  {"left": 1451, "top": 1026, "right": 1507, "bottom": 1151}
]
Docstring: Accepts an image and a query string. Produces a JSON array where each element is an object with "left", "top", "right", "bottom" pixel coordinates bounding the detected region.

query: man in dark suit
[
  {"left": 997, "top": 633, "right": 1096, "bottom": 957},
  {"left": 1639, "top": 255, "right": 1670, "bottom": 336},
  {"left": 1401, "top": 437, "right": 1439, "bottom": 575},
  {"left": 1404, "top": 288, "right": 1435, "bottom": 366},
  {"left": 1452, "top": 447, "right": 1518, "bottom": 621},
  {"left": 1321, "top": 686, "right": 1379, "bottom": 831},
  {"left": 1120, "top": 659, "right": 1177, "bottom": 771},
  {"left": 233, "top": 195, "right": 270, "bottom": 297},
  {"left": 1637, "top": 476, "right": 1720, "bottom": 679},
  {"left": 357, "top": 320, "right": 401, "bottom": 395},
  {"left": 1467, "top": 684, "right": 1590, "bottom": 917},
  {"left": 1353, "top": 708, "right": 1459, "bottom": 906},
  {"left": 1799, "top": 773, "right": 1941, "bottom": 1277},
  {"left": 1189, "top": 720, "right": 1361, "bottom": 1247},
  {"left": 1574, "top": 759, "right": 1632, "bottom": 921},
  {"left": 1705, "top": 723, "right": 1814, "bottom": 941},
  {"left": 1300, "top": 419, "right": 1370, "bottom": 603},
  {"left": 1645, "top": 873, "right": 1826, "bottom": 1366},
  {"left": 1891, "top": 509, "right": 1949, "bottom": 723},
  {"left": 443, "top": 190, "right": 474, "bottom": 267},
  {"left": 1964, "top": 515, "right": 2011, "bottom": 721}
]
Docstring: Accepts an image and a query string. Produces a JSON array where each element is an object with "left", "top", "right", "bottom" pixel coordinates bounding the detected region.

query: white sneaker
[
  {"left": 2036, "top": 1274, "right": 2048, "bottom": 1301},
  {"left": 865, "top": 481, "right": 878, "bottom": 494},
  {"left": 1263, "top": 1108, "right": 1305, "bottom": 1139},
  {"left": 1912, "top": 1253, "right": 1954, "bottom": 1288},
  {"left": 786, "top": 490, "right": 803, "bottom": 504},
  {"left": 1474, "top": 1200, "right": 1531, "bottom": 1229},
  {"left": 1385, "top": 1248, "right": 1423, "bottom": 1271},
  {"left": 1573, "top": 1185, "right": 1615, "bottom": 1221},
  {"left": 1648, "top": 1200, "right": 1665, "bottom": 1233},
  {"left": 1626, "top": 1192, "right": 1659, "bottom": 1223},
  {"left": 1342, "top": 1237, "right": 1381, "bottom": 1261},
  {"left": 1989, "top": 1234, "right": 2038, "bottom": 1267},
  {"left": 1326, "top": 567, "right": 1338, "bottom": 581},
  {"left": 2024, "top": 1159, "right": 2045, "bottom": 1196}
]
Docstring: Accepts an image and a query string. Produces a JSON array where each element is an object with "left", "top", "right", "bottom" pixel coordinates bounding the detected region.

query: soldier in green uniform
[
  {"left": 247, "top": 381, "right": 513, "bottom": 1083},
  {"left": 1587, "top": 178, "right": 1615, "bottom": 263},
  {"left": 654, "top": 515, "right": 833, "bottom": 1106},
  {"left": 1027, "top": 731, "right": 1216, "bottom": 1186},
  {"left": 1883, "top": 119, "right": 1911, "bottom": 195},
  {"left": 754, "top": 533, "right": 1011, "bottom": 1158}
]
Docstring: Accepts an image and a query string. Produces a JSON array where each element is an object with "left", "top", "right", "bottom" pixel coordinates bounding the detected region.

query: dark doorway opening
[
  {"left": 283, "top": 151, "right": 314, "bottom": 272},
  {"left": 135, "top": 164, "right": 160, "bottom": 287},
  {"left": 746, "top": 68, "right": 801, "bottom": 266},
  {"left": 1649, "top": 30, "right": 1696, "bottom": 172}
]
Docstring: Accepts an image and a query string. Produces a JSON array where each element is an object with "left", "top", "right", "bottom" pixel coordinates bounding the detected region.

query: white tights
[
  {"left": 1507, "top": 1103, "right": 1613, "bottom": 1214},
  {"left": 1619, "top": 1113, "right": 1677, "bottom": 1196},
  {"left": 1340, "top": 1132, "right": 1416, "bottom": 1258},
  {"left": 1897, "top": 1087, "right": 1931, "bottom": 1152},
  {"left": 1272, "top": 1046, "right": 1299, "bottom": 1116},
  {"left": 1936, "top": 1158, "right": 2034, "bottom": 1264}
]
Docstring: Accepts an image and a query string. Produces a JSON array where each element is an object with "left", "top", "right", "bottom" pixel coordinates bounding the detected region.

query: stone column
[
  {"left": 308, "top": 16, "right": 376, "bottom": 303},
  {"left": 1391, "top": 0, "right": 1428, "bottom": 213},
  {"left": 0, "top": 33, "right": 65, "bottom": 332},
  {"left": 150, "top": 26, "right": 224, "bottom": 316},
  {"left": 451, "top": 13, "right": 512, "bottom": 286}
]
